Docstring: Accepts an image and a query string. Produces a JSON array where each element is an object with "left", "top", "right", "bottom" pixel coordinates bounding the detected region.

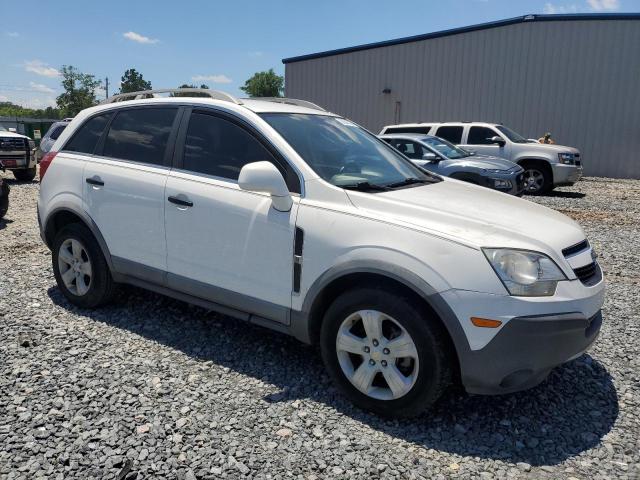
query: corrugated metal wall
[{"left": 285, "top": 19, "right": 640, "bottom": 179}]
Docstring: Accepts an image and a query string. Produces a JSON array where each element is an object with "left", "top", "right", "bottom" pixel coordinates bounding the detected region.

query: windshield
[
  {"left": 496, "top": 125, "right": 528, "bottom": 143},
  {"left": 421, "top": 136, "right": 470, "bottom": 159},
  {"left": 0, "top": 125, "right": 6, "bottom": 132},
  {"left": 261, "top": 113, "right": 438, "bottom": 189}
]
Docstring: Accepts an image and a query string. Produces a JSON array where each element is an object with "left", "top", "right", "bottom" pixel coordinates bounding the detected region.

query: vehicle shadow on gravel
[
  {"left": 48, "top": 286, "right": 618, "bottom": 467},
  {"left": 544, "top": 190, "right": 586, "bottom": 199}
]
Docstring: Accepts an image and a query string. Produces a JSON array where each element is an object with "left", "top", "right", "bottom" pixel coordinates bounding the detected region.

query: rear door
[
  {"left": 164, "top": 108, "right": 300, "bottom": 323},
  {"left": 83, "top": 106, "right": 180, "bottom": 280}
]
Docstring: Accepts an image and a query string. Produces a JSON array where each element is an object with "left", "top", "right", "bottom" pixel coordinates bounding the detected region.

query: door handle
[
  {"left": 168, "top": 195, "right": 193, "bottom": 208},
  {"left": 86, "top": 176, "right": 104, "bottom": 186}
]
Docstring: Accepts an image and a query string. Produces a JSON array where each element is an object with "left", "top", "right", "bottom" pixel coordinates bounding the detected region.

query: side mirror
[
  {"left": 422, "top": 152, "right": 439, "bottom": 161},
  {"left": 489, "top": 136, "right": 506, "bottom": 146},
  {"left": 238, "top": 161, "right": 293, "bottom": 212}
]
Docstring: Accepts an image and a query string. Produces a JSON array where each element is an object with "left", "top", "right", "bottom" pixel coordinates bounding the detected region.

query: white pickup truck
[
  {"left": 0, "top": 126, "right": 37, "bottom": 181},
  {"left": 380, "top": 122, "right": 583, "bottom": 194}
]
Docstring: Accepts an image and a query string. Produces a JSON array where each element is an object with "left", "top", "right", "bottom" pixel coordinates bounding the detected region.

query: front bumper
[
  {"left": 553, "top": 163, "right": 583, "bottom": 186},
  {"left": 482, "top": 170, "right": 524, "bottom": 196},
  {"left": 461, "top": 310, "right": 602, "bottom": 394}
]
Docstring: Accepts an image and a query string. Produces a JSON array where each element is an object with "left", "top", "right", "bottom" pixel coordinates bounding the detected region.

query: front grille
[
  {"left": 574, "top": 262, "right": 597, "bottom": 283},
  {"left": 0, "top": 138, "right": 27, "bottom": 151},
  {"left": 562, "top": 239, "right": 589, "bottom": 257}
]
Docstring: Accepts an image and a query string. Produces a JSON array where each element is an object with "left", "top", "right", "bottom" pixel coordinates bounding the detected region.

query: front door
[
  {"left": 164, "top": 110, "right": 298, "bottom": 323},
  {"left": 461, "top": 126, "right": 510, "bottom": 158}
]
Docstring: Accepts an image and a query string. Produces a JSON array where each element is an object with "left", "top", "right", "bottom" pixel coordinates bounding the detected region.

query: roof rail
[
  {"left": 252, "top": 97, "right": 326, "bottom": 111},
  {"left": 102, "top": 88, "right": 243, "bottom": 105}
]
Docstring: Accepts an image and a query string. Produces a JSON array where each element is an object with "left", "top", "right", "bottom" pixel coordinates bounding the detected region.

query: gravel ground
[{"left": 0, "top": 173, "right": 638, "bottom": 480}]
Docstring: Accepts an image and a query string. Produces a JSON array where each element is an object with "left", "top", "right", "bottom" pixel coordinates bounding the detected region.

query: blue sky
[{"left": 1, "top": 0, "right": 637, "bottom": 109}]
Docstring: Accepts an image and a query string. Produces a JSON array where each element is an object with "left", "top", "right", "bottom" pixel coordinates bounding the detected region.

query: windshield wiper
[
  {"left": 341, "top": 181, "right": 391, "bottom": 192},
  {"left": 386, "top": 177, "right": 432, "bottom": 189}
]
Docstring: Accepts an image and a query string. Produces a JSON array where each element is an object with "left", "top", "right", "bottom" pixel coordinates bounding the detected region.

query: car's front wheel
[
  {"left": 52, "top": 223, "right": 116, "bottom": 308},
  {"left": 320, "top": 287, "right": 452, "bottom": 417},
  {"left": 521, "top": 161, "right": 552, "bottom": 195}
]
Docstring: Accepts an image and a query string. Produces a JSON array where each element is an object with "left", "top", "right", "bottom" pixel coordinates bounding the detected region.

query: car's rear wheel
[
  {"left": 320, "top": 287, "right": 452, "bottom": 417},
  {"left": 13, "top": 167, "right": 37, "bottom": 182},
  {"left": 0, "top": 183, "right": 8, "bottom": 219},
  {"left": 521, "top": 161, "right": 552, "bottom": 195},
  {"left": 52, "top": 223, "right": 116, "bottom": 308}
]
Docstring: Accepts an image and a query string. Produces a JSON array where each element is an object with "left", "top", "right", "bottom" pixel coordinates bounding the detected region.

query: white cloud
[
  {"left": 29, "top": 81, "right": 55, "bottom": 94},
  {"left": 5, "top": 32, "right": 19, "bottom": 37},
  {"left": 587, "top": 0, "right": 619, "bottom": 10},
  {"left": 0, "top": 95, "right": 8, "bottom": 102},
  {"left": 192, "top": 74, "right": 233, "bottom": 84},
  {"left": 248, "top": 51, "right": 264, "bottom": 57},
  {"left": 123, "top": 31, "right": 159, "bottom": 44},
  {"left": 23, "top": 60, "right": 60, "bottom": 78},
  {"left": 0, "top": 91, "right": 56, "bottom": 108},
  {"left": 543, "top": 2, "right": 579, "bottom": 13}
]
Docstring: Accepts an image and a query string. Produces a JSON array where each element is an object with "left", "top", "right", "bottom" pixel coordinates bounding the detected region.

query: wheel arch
[
  {"left": 292, "top": 261, "right": 470, "bottom": 375},
  {"left": 43, "top": 207, "right": 114, "bottom": 271}
]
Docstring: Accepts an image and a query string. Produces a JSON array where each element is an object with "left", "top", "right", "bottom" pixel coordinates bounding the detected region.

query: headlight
[
  {"left": 558, "top": 153, "right": 575, "bottom": 165},
  {"left": 483, "top": 248, "right": 566, "bottom": 296},
  {"left": 492, "top": 178, "right": 512, "bottom": 189}
]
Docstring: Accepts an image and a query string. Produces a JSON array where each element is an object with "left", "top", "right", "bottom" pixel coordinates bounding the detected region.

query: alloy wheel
[
  {"left": 58, "top": 238, "right": 93, "bottom": 296},
  {"left": 335, "top": 309, "right": 419, "bottom": 400},
  {"left": 523, "top": 168, "right": 545, "bottom": 193}
]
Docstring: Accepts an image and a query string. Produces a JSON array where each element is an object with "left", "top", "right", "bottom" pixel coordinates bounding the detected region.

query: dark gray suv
[{"left": 381, "top": 133, "right": 525, "bottom": 196}]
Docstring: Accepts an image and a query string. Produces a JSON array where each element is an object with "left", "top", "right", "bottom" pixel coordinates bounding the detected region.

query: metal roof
[{"left": 282, "top": 13, "right": 640, "bottom": 64}]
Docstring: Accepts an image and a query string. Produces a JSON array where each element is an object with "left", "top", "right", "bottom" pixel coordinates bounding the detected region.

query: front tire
[
  {"left": 13, "top": 167, "right": 37, "bottom": 182},
  {"left": 52, "top": 223, "right": 116, "bottom": 308},
  {"left": 320, "top": 287, "right": 452, "bottom": 417},
  {"left": 521, "top": 161, "right": 552, "bottom": 195}
]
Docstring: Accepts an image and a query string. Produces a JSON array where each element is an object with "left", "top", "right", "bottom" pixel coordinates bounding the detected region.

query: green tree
[
  {"left": 56, "top": 65, "right": 101, "bottom": 117},
  {"left": 0, "top": 101, "right": 61, "bottom": 119},
  {"left": 240, "top": 69, "right": 284, "bottom": 97},
  {"left": 119, "top": 68, "right": 152, "bottom": 94},
  {"left": 172, "top": 83, "right": 210, "bottom": 97}
]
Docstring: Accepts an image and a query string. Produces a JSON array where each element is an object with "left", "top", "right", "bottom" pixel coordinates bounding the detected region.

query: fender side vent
[{"left": 293, "top": 227, "right": 304, "bottom": 293}]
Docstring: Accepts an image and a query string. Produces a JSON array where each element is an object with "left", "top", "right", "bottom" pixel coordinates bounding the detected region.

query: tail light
[{"left": 40, "top": 151, "right": 57, "bottom": 180}]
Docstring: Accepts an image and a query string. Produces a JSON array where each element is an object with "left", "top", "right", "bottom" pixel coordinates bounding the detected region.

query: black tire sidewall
[
  {"left": 320, "top": 287, "right": 450, "bottom": 417},
  {"left": 523, "top": 164, "right": 552, "bottom": 195},
  {"left": 13, "top": 168, "right": 37, "bottom": 182},
  {"left": 52, "top": 224, "right": 113, "bottom": 308}
]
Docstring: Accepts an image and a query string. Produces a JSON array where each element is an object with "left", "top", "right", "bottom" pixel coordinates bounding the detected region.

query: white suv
[
  {"left": 380, "top": 122, "right": 583, "bottom": 194},
  {"left": 38, "top": 89, "right": 604, "bottom": 417}
]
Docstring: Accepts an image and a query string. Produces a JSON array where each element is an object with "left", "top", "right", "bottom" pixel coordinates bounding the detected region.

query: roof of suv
[{"left": 383, "top": 122, "right": 500, "bottom": 128}]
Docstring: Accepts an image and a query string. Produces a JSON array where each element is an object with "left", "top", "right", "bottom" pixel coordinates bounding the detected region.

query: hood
[
  {"left": 455, "top": 154, "right": 519, "bottom": 171},
  {"left": 0, "top": 130, "right": 30, "bottom": 140},
  {"left": 345, "top": 178, "right": 585, "bottom": 261},
  {"left": 522, "top": 142, "right": 580, "bottom": 155}
]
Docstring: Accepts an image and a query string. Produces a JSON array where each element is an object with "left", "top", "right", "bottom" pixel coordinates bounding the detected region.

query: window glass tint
[
  {"left": 64, "top": 114, "right": 110, "bottom": 154},
  {"left": 422, "top": 137, "right": 469, "bottom": 159},
  {"left": 392, "top": 140, "right": 423, "bottom": 160},
  {"left": 49, "top": 125, "right": 66, "bottom": 140},
  {"left": 103, "top": 108, "right": 177, "bottom": 165},
  {"left": 496, "top": 125, "right": 527, "bottom": 143},
  {"left": 385, "top": 126, "right": 432, "bottom": 134},
  {"left": 184, "top": 112, "right": 278, "bottom": 182},
  {"left": 467, "top": 126, "right": 499, "bottom": 145},
  {"left": 435, "top": 126, "right": 463, "bottom": 144}
]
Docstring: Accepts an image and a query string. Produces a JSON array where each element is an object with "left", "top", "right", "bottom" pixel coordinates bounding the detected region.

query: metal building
[{"left": 283, "top": 13, "right": 640, "bottom": 179}]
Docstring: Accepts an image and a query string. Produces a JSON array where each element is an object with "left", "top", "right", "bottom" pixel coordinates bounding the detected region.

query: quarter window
[
  {"left": 63, "top": 114, "right": 111, "bottom": 154},
  {"left": 183, "top": 112, "right": 290, "bottom": 186},
  {"left": 467, "top": 126, "right": 499, "bottom": 145},
  {"left": 434, "top": 126, "right": 463, "bottom": 144},
  {"left": 103, "top": 108, "right": 177, "bottom": 166},
  {"left": 49, "top": 125, "right": 66, "bottom": 140}
]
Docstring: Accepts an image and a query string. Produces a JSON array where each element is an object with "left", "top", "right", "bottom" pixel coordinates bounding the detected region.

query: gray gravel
[{"left": 1, "top": 173, "right": 639, "bottom": 480}]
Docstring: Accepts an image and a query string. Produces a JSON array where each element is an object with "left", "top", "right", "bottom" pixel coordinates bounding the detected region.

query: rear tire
[
  {"left": 320, "top": 287, "right": 452, "bottom": 417},
  {"left": 13, "top": 167, "right": 37, "bottom": 182},
  {"left": 521, "top": 161, "right": 552, "bottom": 195},
  {"left": 0, "top": 183, "right": 8, "bottom": 219},
  {"left": 52, "top": 223, "right": 116, "bottom": 308}
]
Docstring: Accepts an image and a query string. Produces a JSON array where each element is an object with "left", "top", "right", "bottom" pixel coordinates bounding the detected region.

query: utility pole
[{"left": 105, "top": 77, "right": 109, "bottom": 99}]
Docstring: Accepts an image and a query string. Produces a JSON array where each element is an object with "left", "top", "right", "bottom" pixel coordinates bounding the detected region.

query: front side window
[
  {"left": 261, "top": 114, "right": 438, "bottom": 189},
  {"left": 103, "top": 108, "right": 177, "bottom": 165},
  {"left": 183, "top": 112, "right": 282, "bottom": 183},
  {"left": 435, "top": 126, "right": 463, "bottom": 144},
  {"left": 467, "top": 126, "right": 500, "bottom": 145},
  {"left": 64, "top": 114, "right": 111, "bottom": 154},
  {"left": 392, "top": 140, "right": 423, "bottom": 160},
  {"left": 421, "top": 137, "right": 470, "bottom": 160}
]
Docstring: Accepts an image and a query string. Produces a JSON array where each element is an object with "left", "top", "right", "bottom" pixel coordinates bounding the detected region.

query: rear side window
[
  {"left": 49, "top": 125, "right": 66, "bottom": 140},
  {"left": 467, "top": 126, "right": 499, "bottom": 145},
  {"left": 384, "top": 126, "right": 432, "bottom": 134},
  {"left": 64, "top": 114, "right": 110, "bottom": 154},
  {"left": 435, "top": 126, "right": 463, "bottom": 144},
  {"left": 103, "top": 108, "right": 177, "bottom": 166},
  {"left": 183, "top": 112, "right": 299, "bottom": 191}
]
